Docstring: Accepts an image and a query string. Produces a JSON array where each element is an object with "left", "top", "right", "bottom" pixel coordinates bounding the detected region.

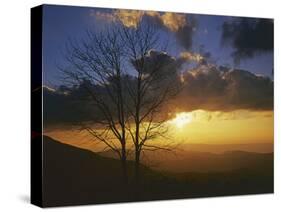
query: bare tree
[
  {"left": 60, "top": 27, "right": 129, "bottom": 184},
  {"left": 60, "top": 21, "right": 180, "bottom": 185},
  {"left": 119, "top": 23, "right": 180, "bottom": 183}
]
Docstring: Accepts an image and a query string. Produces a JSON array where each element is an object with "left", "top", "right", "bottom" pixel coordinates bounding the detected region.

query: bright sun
[{"left": 169, "top": 112, "right": 193, "bottom": 128}]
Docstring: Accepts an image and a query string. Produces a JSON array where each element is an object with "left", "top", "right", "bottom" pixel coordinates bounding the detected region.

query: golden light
[{"left": 169, "top": 112, "right": 193, "bottom": 128}]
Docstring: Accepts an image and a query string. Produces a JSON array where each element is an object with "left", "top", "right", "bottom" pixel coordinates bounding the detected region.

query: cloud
[
  {"left": 177, "top": 49, "right": 211, "bottom": 66},
  {"left": 45, "top": 50, "right": 183, "bottom": 126},
  {"left": 43, "top": 64, "right": 273, "bottom": 127},
  {"left": 131, "top": 50, "right": 182, "bottom": 97},
  {"left": 177, "top": 110, "right": 272, "bottom": 124},
  {"left": 173, "top": 65, "right": 273, "bottom": 111},
  {"left": 174, "top": 17, "right": 196, "bottom": 50},
  {"left": 90, "top": 10, "right": 116, "bottom": 22},
  {"left": 91, "top": 9, "right": 195, "bottom": 49},
  {"left": 159, "top": 12, "right": 187, "bottom": 31},
  {"left": 133, "top": 49, "right": 181, "bottom": 73},
  {"left": 179, "top": 51, "right": 204, "bottom": 63},
  {"left": 114, "top": 9, "right": 144, "bottom": 28},
  {"left": 221, "top": 18, "right": 273, "bottom": 63},
  {"left": 114, "top": 10, "right": 187, "bottom": 32}
]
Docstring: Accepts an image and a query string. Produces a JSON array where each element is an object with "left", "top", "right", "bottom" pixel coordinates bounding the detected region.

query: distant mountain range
[
  {"left": 37, "top": 135, "right": 273, "bottom": 207},
  {"left": 98, "top": 147, "right": 273, "bottom": 173},
  {"left": 179, "top": 142, "right": 273, "bottom": 153}
]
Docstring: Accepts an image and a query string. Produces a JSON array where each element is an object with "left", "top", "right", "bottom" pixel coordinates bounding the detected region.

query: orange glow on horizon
[{"left": 44, "top": 109, "right": 273, "bottom": 152}]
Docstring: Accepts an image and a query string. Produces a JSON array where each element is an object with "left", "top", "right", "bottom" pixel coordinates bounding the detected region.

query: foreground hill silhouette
[{"left": 38, "top": 136, "right": 273, "bottom": 207}]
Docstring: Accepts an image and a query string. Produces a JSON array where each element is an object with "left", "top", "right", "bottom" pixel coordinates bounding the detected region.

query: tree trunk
[
  {"left": 134, "top": 149, "right": 140, "bottom": 184},
  {"left": 121, "top": 144, "right": 128, "bottom": 185}
]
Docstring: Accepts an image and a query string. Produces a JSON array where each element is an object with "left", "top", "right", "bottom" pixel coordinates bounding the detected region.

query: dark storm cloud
[
  {"left": 174, "top": 65, "right": 273, "bottom": 111},
  {"left": 137, "top": 12, "right": 197, "bottom": 50},
  {"left": 43, "top": 48, "right": 273, "bottom": 127},
  {"left": 174, "top": 17, "right": 196, "bottom": 50},
  {"left": 132, "top": 50, "right": 183, "bottom": 101},
  {"left": 41, "top": 83, "right": 103, "bottom": 127},
  {"left": 44, "top": 50, "right": 183, "bottom": 126},
  {"left": 132, "top": 49, "right": 182, "bottom": 75},
  {"left": 221, "top": 18, "right": 273, "bottom": 63}
]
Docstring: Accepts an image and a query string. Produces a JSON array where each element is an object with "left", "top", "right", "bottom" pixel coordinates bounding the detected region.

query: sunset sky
[
  {"left": 42, "top": 5, "right": 273, "bottom": 85},
  {"left": 42, "top": 5, "right": 273, "bottom": 150}
]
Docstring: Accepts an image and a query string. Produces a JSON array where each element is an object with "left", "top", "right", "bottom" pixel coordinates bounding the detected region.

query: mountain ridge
[{"left": 35, "top": 135, "right": 273, "bottom": 207}]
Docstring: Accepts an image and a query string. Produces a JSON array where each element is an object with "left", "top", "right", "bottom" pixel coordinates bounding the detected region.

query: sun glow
[
  {"left": 45, "top": 110, "right": 273, "bottom": 151},
  {"left": 169, "top": 112, "right": 193, "bottom": 128}
]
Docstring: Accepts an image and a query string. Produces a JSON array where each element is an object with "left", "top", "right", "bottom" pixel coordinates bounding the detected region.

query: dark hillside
[{"left": 37, "top": 136, "right": 273, "bottom": 207}]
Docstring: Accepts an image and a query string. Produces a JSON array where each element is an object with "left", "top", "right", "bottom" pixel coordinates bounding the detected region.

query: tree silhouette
[
  {"left": 119, "top": 24, "right": 181, "bottom": 183},
  {"left": 60, "top": 21, "right": 180, "bottom": 184}
]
